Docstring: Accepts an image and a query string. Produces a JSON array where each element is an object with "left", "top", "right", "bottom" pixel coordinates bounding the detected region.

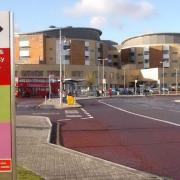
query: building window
[
  {"left": 138, "top": 53, "right": 143, "bottom": 56},
  {"left": 21, "top": 71, "right": 43, "bottom": 77},
  {"left": 63, "top": 45, "right": 70, "bottom": 50},
  {"left": 85, "top": 56, "right": 89, "bottom": 61},
  {"left": 19, "top": 41, "right": 29, "bottom": 47},
  {"left": 138, "top": 62, "right": 143, "bottom": 64},
  {"left": 113, "top": 55, "right": 119, "bottom": 58},
  {"left": 116, "top": 73, "right": 120, "bottom": 80},
  {"left": 85, "top": 41, "right": 90, "bottom": 47},
  {"left": 65, "top": 55, "right": 70, "bottom": 60},
  {"left": 108, "top": 55, "right": 112, "bottom": 59},
  {"left": 172, "top": 60, "right": 178, "bottom": 63},
  {"left": 72, "top": 71, "right": 83, "bottom": 77},
  {"left": 19, "top": 56, "right": 29, "bottom": 60},
  {"left": 47, "top": 71, "right": 59, "bottom": 77},
  {"left": 171, "top": 73, "right": 176, "bottom": 77},
  {"left": 113, "top": 62, "right": 119, "bottom": 66},
  {"left": 172, "top": 52, "right": 178, "bottom": 54},
  {"left": 85, "top": 47, "right": 89, "bottom": 51},
  {"left": 163, "top": 58, "right": 169, "bottom": 63},
  {"left": 144, "top": 59, "right": 149, "bottom": 63},
  {"left": 144, "top": 51, "right": 149, "bottom": 55},
  {"left": 161, "top": 73, "right": 168, "bottom": 78},
  {"left": 163, "top": 50, "right": 169, "bottom": 54},
  {"left": 130, "top": 52, "right": 135, "bottom": 56}
]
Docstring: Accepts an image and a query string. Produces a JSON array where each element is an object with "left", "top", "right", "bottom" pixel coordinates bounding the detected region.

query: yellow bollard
[{"left": 67, "top": 95, "right": 74, "bottom": 105}]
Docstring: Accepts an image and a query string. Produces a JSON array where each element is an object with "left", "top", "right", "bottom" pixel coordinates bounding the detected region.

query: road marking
[
  {"left": 80, "top": 108, "right": 94, "bottom": 119},
  {"left": 66, "top": 114, "right": 82, "bottom": 118},
  {"left": 65, "top": 110, "right": 79, "bottom": 114},
  {"left": 169, "top": 110, "right": 180, "bottom": 113},
  {"left": 57, "top": 119, "right": 71, "bottom": 122},
  {"left": 99, "top": 100, "right": 180, "bottom": 127},
  {"left": 81, "top": 117, "right": 94, "bottom": 120},
  {"left": 151, "top": 107, "right": 164, "bottom": 110},
  {"left": 32, "top": 112, "right": 60, "bottom": 115}
]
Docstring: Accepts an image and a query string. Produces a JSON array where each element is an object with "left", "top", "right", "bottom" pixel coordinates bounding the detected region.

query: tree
[{"left": 85, "top": 72, "right": 96, "bottom": 88}]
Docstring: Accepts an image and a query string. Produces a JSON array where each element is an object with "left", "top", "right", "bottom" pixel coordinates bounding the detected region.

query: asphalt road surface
[
  {"left": 59, "top": 96, "right": 180, "bottom": 179},
  {"left": 16, "top": 96, "right": 180, "bottom": 179}
]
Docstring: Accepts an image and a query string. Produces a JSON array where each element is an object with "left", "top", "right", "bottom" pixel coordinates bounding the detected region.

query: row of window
[
  {"left": 161, "top": 72, "right": 180, "bottom": 77},
  {"left": 17, "top": 70, "right": 122, "bottom": 80}
]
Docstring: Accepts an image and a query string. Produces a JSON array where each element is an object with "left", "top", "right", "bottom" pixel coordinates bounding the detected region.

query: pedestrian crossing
[
  {"left": 58, "top": 108, "right": 94, "bottom": 122},
  {"left": 31, "top": 108, "right": 94, "bottom": 122}
]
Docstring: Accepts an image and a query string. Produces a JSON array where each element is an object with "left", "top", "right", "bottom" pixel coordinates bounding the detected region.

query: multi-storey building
[
  {"left": 15, "top": 29, "right": 180, "bottom": 95},
  {"left": 120, "top": 33, "right": 180, "bottom": 89},
  {"left": 15, "top": 27, "right": 121, "bottom": 96}
]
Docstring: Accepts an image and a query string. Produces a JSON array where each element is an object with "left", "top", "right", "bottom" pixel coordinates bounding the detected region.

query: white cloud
[
  {"left": 65, "top": 0, "right": 111, "bottom": 16},
  {"left": 90, "top": 16, "right": 107, "bottom": 29},
  {"left": 65, "top": 0, "right": 155, "bottom": 29}
]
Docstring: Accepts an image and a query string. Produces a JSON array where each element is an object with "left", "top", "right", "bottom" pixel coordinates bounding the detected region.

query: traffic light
[{"left": 0, "top": 26, "right": 3, "bottom": 32}]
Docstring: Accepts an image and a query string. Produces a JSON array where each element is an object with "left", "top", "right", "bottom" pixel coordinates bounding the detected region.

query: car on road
[{"left": 161, "top": 87, "right": 169, "bottom": 93}]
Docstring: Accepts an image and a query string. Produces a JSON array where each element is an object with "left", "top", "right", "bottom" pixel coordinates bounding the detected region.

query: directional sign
[{"left": 0, "top": 11, "right": 15, "bottom": 179}]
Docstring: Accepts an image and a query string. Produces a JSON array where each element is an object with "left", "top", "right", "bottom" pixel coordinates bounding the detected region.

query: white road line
[
  {"left": 85, "top": 113, "right": 91, "bottom": 116},
  {"left": 81, "top": 117, "right": 94, "bottom": 120},
  {"left": 66, "top": 114, "right": 82, "bottom": 118},
  {"left": 57, "top": 119, "right": 71, "bottom": 122},
  {"left": 80, "top": 108, "right": 94, "bottom": 119},
  {"left": 65, "top": 110, "right": 79, "bottom": 114},
  {"left": 151, "top": 107, "right": 164, "bottom": 110},
  {"left": 99, "top": 100, "right": 180, "bottom": 127},
  {"left": 32, "top": 112, "right": 60, "bottom": 115},
  {"left": 169, "top": 110, "right": 180, "bottom": 113}
]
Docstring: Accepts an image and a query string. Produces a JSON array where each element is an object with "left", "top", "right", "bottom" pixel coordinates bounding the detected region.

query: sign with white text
[{"left": 0, "top": 11, "right": 15, "bottom": 179}]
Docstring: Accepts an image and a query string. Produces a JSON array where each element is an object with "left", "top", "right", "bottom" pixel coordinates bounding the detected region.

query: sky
[{"left": 1, "top": 0, "right": 180, "bottom": 43}]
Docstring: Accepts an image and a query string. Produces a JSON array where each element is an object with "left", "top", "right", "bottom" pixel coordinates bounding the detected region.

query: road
[
  {"left": 59, "top": 96, "right": 180, "bottom": 179},
  {"left": 16, "top": 96, "right": 180, "bottom": 179}
]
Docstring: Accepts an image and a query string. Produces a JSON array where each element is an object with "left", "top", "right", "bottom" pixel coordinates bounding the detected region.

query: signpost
[{"left": 0, "top": 11, "right": 15, "bottom": 179}]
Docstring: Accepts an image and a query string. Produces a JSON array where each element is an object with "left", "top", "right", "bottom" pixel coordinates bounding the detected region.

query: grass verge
[{"left": 17, "top": 166, "right": 44, "bottom": 180}]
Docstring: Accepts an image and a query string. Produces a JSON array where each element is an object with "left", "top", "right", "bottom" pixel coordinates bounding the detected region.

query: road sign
[
  {"left": 0, "top": 11, "right": 15, "bottom": 179},
  {"left": 102, "top": 78, "right": 106, "bottom": 84}
]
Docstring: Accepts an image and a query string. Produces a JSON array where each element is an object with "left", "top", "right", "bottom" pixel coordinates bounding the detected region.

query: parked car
[
  {"left": 161, "top": 87, "right": 169, "bottom": 93},
  {"left": 144, "top": 88, "right": 154, "bottom": 94}
]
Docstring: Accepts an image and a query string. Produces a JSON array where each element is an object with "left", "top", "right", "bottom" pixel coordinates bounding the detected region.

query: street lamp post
[
  {"left": 175, "top": 68, "right": 178, "bottom": 95},
  {"left": 98, "top": 58, "right": 108, "bottom": 94},
  {"left": 123, "top": 68, "right": 126, "bottom": 90},
  {"left": 102, "top": 59, "right": 105, "bottom": 92},
  {"left": 97, "top": 60, "right": 100, "bottom": 87},
  {"left": 59, "top": 28, "right": 62, "bottom": 105},
  {"left": 162, "top": 63, "right": 165, "bottom": 95},
  {"left": 160, "top": 61, "right": 165, "bottom": 95},
  {"left": 48, "top": 74, "right": 51, "bottom": 100},
  {"left": 135, "top": 79, "right": 137, "bottom": 95},
  {"left": 158, "top": 79, "right": 161, "bottom": 95},
  {"left": 163, "top": 63, "right": 164, "bottom": 95}
]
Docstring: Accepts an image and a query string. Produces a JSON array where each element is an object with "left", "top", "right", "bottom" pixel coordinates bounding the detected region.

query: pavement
[{"left": 16, "top": 98, "right": 168, "bottom": 180}]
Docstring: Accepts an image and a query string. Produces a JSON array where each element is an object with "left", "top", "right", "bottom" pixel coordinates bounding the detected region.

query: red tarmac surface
[{"left": 60, "top": 98, "right": 180, "bottom": 179}]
